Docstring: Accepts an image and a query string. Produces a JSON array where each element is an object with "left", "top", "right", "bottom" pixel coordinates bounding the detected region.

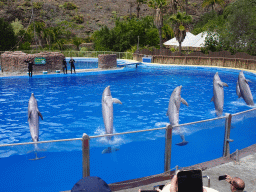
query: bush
[
  {"left": 22, "top": 0, "right": 31, "bottom": 7},
  {"left": 73, "top": 15, "right": 84, "bottom": 24},
  {"left": 19, "top": 42, "right": 31, "bottom": 50},
  {"left": 33, "top": 2, "right": 43, "bottom": 9},
  {"left": 63, "top": 2, "right": 77, "bottom": 10}
]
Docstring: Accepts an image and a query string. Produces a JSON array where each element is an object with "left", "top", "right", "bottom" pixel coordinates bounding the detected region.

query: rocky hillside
[{"left": 0, "top": 0, "right": 228, "bottom": 37}]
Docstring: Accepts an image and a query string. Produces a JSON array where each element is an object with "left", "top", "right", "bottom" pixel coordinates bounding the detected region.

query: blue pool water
[{"left": 0, "top": 64, "right": 256, "bottom": 191}]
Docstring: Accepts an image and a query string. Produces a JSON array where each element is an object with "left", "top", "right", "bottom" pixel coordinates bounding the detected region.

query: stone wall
[
  {"left": 1, "top": 51, "right": 65, "bottom": 73},
  {"left": 98, "top": 54, "right": 117, "bottom": 69}
]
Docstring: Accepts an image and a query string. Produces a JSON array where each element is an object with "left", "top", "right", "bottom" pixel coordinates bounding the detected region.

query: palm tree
[
  {"left": 148, "top": 0, "right": 168, "bottom": 51},
  {"left": 170, "top": 0, "right": 179, "bottom": 14},
  {"left": 202, "top": 0, "right": 225, "bottom": 11},
  {"left": 136, "top": 0, "right": 147, "bottom": 18},
  {"left": 169, "top": 12, "right": 192, "bottom": 53}
]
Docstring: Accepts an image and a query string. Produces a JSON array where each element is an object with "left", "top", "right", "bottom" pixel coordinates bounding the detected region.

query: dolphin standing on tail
[
  {"left": 28, "top": 93, "right": 45, "bottom": 160},
  {"left": 167, "top": 86, "right": 189, "bottom": 146},
  {"left": 237, "top": 71, "right": 254, "bottom": 106},
  {"left": 211, "top": 72, "right": 228, "bottom": 116},
  {"left": 101, "top": 86, "right": 122, "bottom": 154}
]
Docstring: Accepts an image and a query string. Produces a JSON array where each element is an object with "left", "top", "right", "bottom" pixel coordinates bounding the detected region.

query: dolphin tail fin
[
  {"left": 102, "top": 146, "right": 120, "bottom": 154},
  {"left": 29, "top": 152, "right": 46, "bottom": 160},
  {"left": 176, "top": 141, "right": 189, "bottom": 146},
  {"left": 27, "top": 144, "right": 46, "bottom": 160},
  {"left": 176, "top": 134, "right": 189, "bottom": 146},
  {"left": 210, "top": 96, "right": 214, "bottom": 102}
]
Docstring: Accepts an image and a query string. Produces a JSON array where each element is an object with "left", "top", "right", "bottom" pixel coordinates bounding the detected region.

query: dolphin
[
  {"left": 102, "top": 86, "right": 122, "bottom": 153},
  {"left": 28, "top": 93, "right": 44, "bottom": 160},
  {"left": 211, "top": 72, "right": 228, "bottom": 116},
  {"left": 237, "top": 71, "right": 254, "bottom": 106},
  {"left": 167, "top": 85, "right": 189, "bottom": 146}
]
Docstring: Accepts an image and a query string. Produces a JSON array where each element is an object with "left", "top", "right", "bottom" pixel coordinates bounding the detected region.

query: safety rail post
[
  {"left": 164, "top": 124, "right": 173, "bottom": 172},
  {"left": 82, "top": 133, "right": 90, "bottom": 178},
  {"left": 223, "top": 113, "right": 233, "bottom": 157}
]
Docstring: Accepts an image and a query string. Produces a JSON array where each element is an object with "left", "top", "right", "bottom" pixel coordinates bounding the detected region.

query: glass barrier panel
[
  {"left": 230, "top": 109, "right": 256, "bottom": 154},
  {"left": 0, "top": 140, "right": 82, "bottom": 192},
  {"left": 89, "top": 130, "right": 166, "bottom": 184},
  {"left": 171, "top": 118, "right": 226, "bottom": 168}
]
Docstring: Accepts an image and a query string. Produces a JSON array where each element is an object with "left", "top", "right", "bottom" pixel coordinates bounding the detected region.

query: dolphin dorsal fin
[
  {"left": 181, "top": 98, "right": 188, "bottom": 106},
  {"left": 210, "top": 96, "right": 214, "bottom": 102},
  {"left": 112, "top": 98, "right": 122, "bottom": 104}
]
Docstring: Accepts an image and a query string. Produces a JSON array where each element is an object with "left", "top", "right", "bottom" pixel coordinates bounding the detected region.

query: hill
[{"left": 0, "top": 0, "right": 229, "bottom": 38}]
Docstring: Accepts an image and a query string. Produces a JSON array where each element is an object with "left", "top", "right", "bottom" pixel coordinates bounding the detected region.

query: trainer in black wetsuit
[
  {"left": 25, "top": 58, "right": 33, "bottom": 77},
  {"left": 69, "top": 57, "right": 76, "bottom": 74},
  {"left": 62, "top": 58, "right": 67, "bottom": 74}
]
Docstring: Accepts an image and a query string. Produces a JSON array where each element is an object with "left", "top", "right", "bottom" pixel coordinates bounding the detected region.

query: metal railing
[{"left": 1, "top": 108, "right": 255, "bottom": 181}]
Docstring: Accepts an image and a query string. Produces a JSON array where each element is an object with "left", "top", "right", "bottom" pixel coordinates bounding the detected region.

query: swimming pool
[{"left": 0, "top": 64, "right": 256, "bottom": 191}]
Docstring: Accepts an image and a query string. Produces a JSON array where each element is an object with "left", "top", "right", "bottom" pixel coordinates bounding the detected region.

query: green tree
[
  {"left": 92, "top": 16, "right": 159, "bottom": 52},
  {"left": 148, "top": 0, "right": 168, "bottom": 51},
  {"left": 202, "top": 0, "right": 225, "bottom": 11},
  {"left": 11, "top": 18, "right": 24, "bottom": 36},
  {"left": 198, "top": 0, "right": 256, "bottom": 55},
  {"left": 219, "top": 0, "right": 256, "bottom": 55},
  {"left": 0, "top": 18, "right": 17, "bottom": 51},
  {"left": 72, "top": 37, "right": 83, "bottom": 51},
  {"left": 29, "top": 21, "right": 46, "bottom": 47},
  {"left": 169, "top": 11, "right": 192, "bottom": 53}
]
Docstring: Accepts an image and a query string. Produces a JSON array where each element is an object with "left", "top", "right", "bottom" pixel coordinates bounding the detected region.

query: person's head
[{"left": 230, "top": 177, "right": 245, "bottom": 192}]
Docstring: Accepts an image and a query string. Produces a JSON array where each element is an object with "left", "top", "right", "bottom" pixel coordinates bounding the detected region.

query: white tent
[
  {"left": 163, "top": 32, "right": 208, "bottom": 48},
  {"left": 192, "top": 32, "right": 208, "bottom": 47},
  {"left": 163, "top": 32, "right": 196, "bottom": 47}
]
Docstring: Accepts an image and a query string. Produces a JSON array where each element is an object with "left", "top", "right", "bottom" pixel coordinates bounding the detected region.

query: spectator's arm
[{"left": 225, "top": 175, "right": 233, "bottom": 184}]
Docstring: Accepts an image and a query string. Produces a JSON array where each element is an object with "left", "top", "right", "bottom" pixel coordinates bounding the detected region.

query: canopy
[{"left": 163, "top": 32, "right": 208, "bottom": 48}]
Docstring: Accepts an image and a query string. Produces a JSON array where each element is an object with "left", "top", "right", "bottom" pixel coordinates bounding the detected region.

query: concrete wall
[
  {"left": 133, "top": 54, "right": 256, "bottom": 71},
  {"left": 98, "top": 54, "right": 117, "bottom": 69},
  {"left": 1, "top": 51, "right": 65, "bottom": 73}
]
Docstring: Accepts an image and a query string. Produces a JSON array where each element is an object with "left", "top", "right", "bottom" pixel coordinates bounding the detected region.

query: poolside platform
[
  {"left": 62, "top": 144, "right": 256, "bottom": 192},
  {"left": 108, "top": 144, "right": 256, "bottom": 192}
]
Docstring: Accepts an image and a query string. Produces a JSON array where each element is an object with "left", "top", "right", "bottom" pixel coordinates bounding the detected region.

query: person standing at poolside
[
  {"left": 69, "top": 57, "right": 76, "bottom": 74},
  {"left": 25, "top": 58, "right": 33, "bottom": 77},
  {"left": 62, "top": 58, "right": 67, "bottom": 74}
]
